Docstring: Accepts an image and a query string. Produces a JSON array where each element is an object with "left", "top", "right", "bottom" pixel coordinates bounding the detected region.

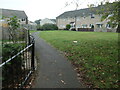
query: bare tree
[
  {"left": 64, "top": 0, "right": 80, "bottom": 31},
  {"left": 65, "top": 0, "right": 80, "bottom": 10}
]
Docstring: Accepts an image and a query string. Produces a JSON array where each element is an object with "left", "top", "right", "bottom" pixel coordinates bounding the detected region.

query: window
[
  {"left": 77, "top": 18, "right": 80, "bottom": 21},
  {"left": 89, "top": 24, "right": 94, "bottom": 28},
  {"left": 82, "top": 24, "right": 87, "bottom": 28},
  {"left": 70, "top": 22, "right": 75, "bottom": 28},
  {"left": 106, "top": 24, "right": 111, "bottom": 29},
  {"left": 83, "top": 13, "right": 86, "bottom": 19},
  {"left": 60, "top": 25, "right": 65, "bottom": 28},
  {"left": 96, "top": 24, "right": 103, "bottom": 28},
  {"left": 77, "top": 25, "right": 80, "bottom": 28},
  {"left": 83, "top": 16, "right": 86, "bottom": 19},
  {"left": 90, "top": 13, "right": 95, "bottom": 18},
  {"left": 22, "top": 18, "right": 25, "bottom": 21},
  {"left": 62, "top": 25, "right": 65, "bottom": 28}
]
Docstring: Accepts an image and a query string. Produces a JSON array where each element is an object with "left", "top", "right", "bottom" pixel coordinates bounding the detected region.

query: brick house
[
  {"left": 0, "top": 8, "right": 28, "bottom": 40},
  {"left": 56, "top": 6, "right": 117, "bottom": 32},
  {"left": 0, "top": 8, "right": 28, "bottom": 27}
]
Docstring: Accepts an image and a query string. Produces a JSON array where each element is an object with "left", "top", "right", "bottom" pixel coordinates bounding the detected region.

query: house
[
  {"left": 40, "top": 18, "right": 56, "bottom": 26},
  {"left": 0, "top": 8, "right": 28, "bottom": 40},
  {"left": 0, "top": 8, "right": 28, "bottom": 27},
  {"left": 56, "top": 6, "right": 117, "bottom": 32}
]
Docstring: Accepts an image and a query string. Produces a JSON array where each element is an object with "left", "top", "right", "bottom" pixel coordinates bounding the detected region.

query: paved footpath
[{"left": 32, "top": 32, "right": 84, "bottom": 88}]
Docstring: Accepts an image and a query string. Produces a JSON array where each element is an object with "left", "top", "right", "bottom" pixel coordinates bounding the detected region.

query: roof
[
  {"left": 1, "top": 8, "right": 27, "bottom": 19},
  {"left": 56, "top": 2, "right": 116, "bottom": 19},
  {"left": 56, "top": 7, "right": 98, "bottom": 19}
]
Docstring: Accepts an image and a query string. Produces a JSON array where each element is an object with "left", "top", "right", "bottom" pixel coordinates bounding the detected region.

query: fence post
[
  {"left": 31, "top": 41, "right": 35, "bottom": 70},
  {"left": 28, "top": 29, "right": 30, "bottom": 45}
]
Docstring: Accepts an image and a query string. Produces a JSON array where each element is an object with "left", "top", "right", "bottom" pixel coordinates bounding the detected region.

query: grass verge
[{"left": 39, "top": 30, "right": 119, "bottom": 88}]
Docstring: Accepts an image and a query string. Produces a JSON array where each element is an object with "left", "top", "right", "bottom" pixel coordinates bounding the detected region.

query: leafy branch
[{"left": 7, "top": 16, "right": 20, "bottom": 43}]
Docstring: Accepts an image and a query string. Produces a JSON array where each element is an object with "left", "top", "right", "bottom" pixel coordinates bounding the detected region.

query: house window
[
  {"left": 82, "top": 13, "right": 85, "bottom": 18},
  {"left": 106, "top": 24, "right": 111, "bottom": 29},
  {"left": 22, "top": 18, "right": 25, "bottom": 21},
  {"left": 64, "top": 19, "right": 66, "bottom": 21},
  {"left": 60, "top": 25, "right": 62, "bottom": 27},
  {"left": 96, "top": 24, "right": 103, "bottom": 28},
  {"left": 62, "top": 25, "right": 65, "bottom": 28},
  {"left": 77, "top": 25, "right": 80, "bottom": 28},
  {"left": 70, "top": 22, "right": 75, "bottom": 28},
  {"left": 82, "top": 24, "right": 87, "bottom": 28},
  {"left": 90, "top": 13, "right": 95, "bottom": 18},
  {"left": 89, "top": 24, "right": 94, "bottom": 28},
  {"left": 77, "top": 18, "right": 80, "bottom": 21},
  {"left": 83, "top": 16, "right": 86, "bottom": 19}
]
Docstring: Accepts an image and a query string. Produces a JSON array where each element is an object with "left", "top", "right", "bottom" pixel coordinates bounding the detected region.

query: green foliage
[
  {"left": 100, "top": 2, "right": 119, "bottom": 26},
  {"left": 7, "top": 16, "right": 20, "bottom": 30},
  {"left": 36, "top": 24, "right": 43, "bottom": 30},
  {"left": 2, "top": 43, "right": 24, "bottom": 86},
  {"left": 35, "top": 19, "right": 41, "bottom": 24},
  {"left": 2, "top": 44, "right": 22, "bottom": 61},
  {"left": 66, "top": 24, "right": 71, "bottom": 30},
  {"left": 7, "top": 16, "right": 20, "bottom": 43},
  {"left": 88, "top": 1, "right": 120, "bottom": 32},
  {"left": 42, "top": 23, "right": 58, "bottom": 30},
  {"left": 40, "top": 31, "right": 119, "bottom": 88}
]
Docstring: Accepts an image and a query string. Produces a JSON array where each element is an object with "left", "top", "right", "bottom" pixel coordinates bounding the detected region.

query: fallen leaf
[
  {"left": 58, "top": 73, "right": 62, "bottom": 76},
  {"left": 61, "top": 80, "right": 66, "bottom": 84}
]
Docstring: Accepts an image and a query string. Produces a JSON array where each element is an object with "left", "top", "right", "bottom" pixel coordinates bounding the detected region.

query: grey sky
[{"left": 0, "top": 0, "right": 115, "bottom": 21}]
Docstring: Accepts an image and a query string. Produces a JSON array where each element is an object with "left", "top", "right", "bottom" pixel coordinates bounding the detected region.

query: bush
[
  {"left": 66, "top": 24, "right": 71, "bottom": 30},
  {"left": 36, "top": 25, "right": 43, "bottom": 30},
  {"left": 42, "top": 23, "right": 58, "bottom": 30},
  {"left": 2, "top": 44, "right": 23, "bottom": 87}
]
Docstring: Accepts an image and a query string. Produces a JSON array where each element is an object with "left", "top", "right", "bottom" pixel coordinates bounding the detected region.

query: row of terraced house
[{"left": 56, "top": 5, "right": 117, "bottom": 32}]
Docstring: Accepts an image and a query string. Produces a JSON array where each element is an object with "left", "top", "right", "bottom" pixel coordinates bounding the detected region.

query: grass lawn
[
  {"left": 30, "top": 30, "right": 38, "bottom": 34},
  {"left": 39, "top": 30, "right": 119, "bottom": 88}
]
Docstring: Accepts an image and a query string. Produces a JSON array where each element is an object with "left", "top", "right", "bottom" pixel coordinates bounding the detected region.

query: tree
[
  {"left": 89, "top": 0, "right": 120, "bottom": 33},
  {"left": 7, "top": 16, "right": 20, "bottom": 43},
  {"left": 35, "top": 19, "right": 41, "bottom": 25},
  {"left": 65, "top": 0, "right": 80, "bottom": 10},
  {"left": 65, "top": 0, "right": 80, "bottom": 31}
]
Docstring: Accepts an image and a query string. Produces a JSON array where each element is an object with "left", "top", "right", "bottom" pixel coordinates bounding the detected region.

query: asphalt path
[{"left": 32, "top": 32, "right": 84, "bottom": 88}]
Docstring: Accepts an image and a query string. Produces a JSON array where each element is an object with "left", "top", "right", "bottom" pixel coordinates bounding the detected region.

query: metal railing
[{"left": 1, "top": 27, "right": 35, "bottom": 88}]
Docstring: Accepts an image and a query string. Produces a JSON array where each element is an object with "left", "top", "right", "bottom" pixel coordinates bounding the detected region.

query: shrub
[
  {"left": 36, "top": 25, "right": 43, "bottom": 30},
  {"left": 66, "top": 24, "right": 71, "bottom": 30},
  {"left": 2, "top": 44, "right": 23, "bottom": 87},
  {"left": 42, "top": 23, "right": 58, "bottom": 30}
]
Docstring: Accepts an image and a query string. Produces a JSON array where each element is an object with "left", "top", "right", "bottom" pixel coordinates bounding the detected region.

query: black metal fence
[{"left": 1, "top": 27, "right": 35, "bottom": 88}]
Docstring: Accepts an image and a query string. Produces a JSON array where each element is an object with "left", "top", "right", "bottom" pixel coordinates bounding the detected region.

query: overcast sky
[{"left": 0, "top": 0, "right": 115, "bottom": 21}]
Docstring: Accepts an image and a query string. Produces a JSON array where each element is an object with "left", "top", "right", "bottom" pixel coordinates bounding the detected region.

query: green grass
[
  {"left": 30, "top": 30, "right": 38, "bottom": 34},
  {"left": 39, "top": 30, "right": 119, "bottom": 88}
]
